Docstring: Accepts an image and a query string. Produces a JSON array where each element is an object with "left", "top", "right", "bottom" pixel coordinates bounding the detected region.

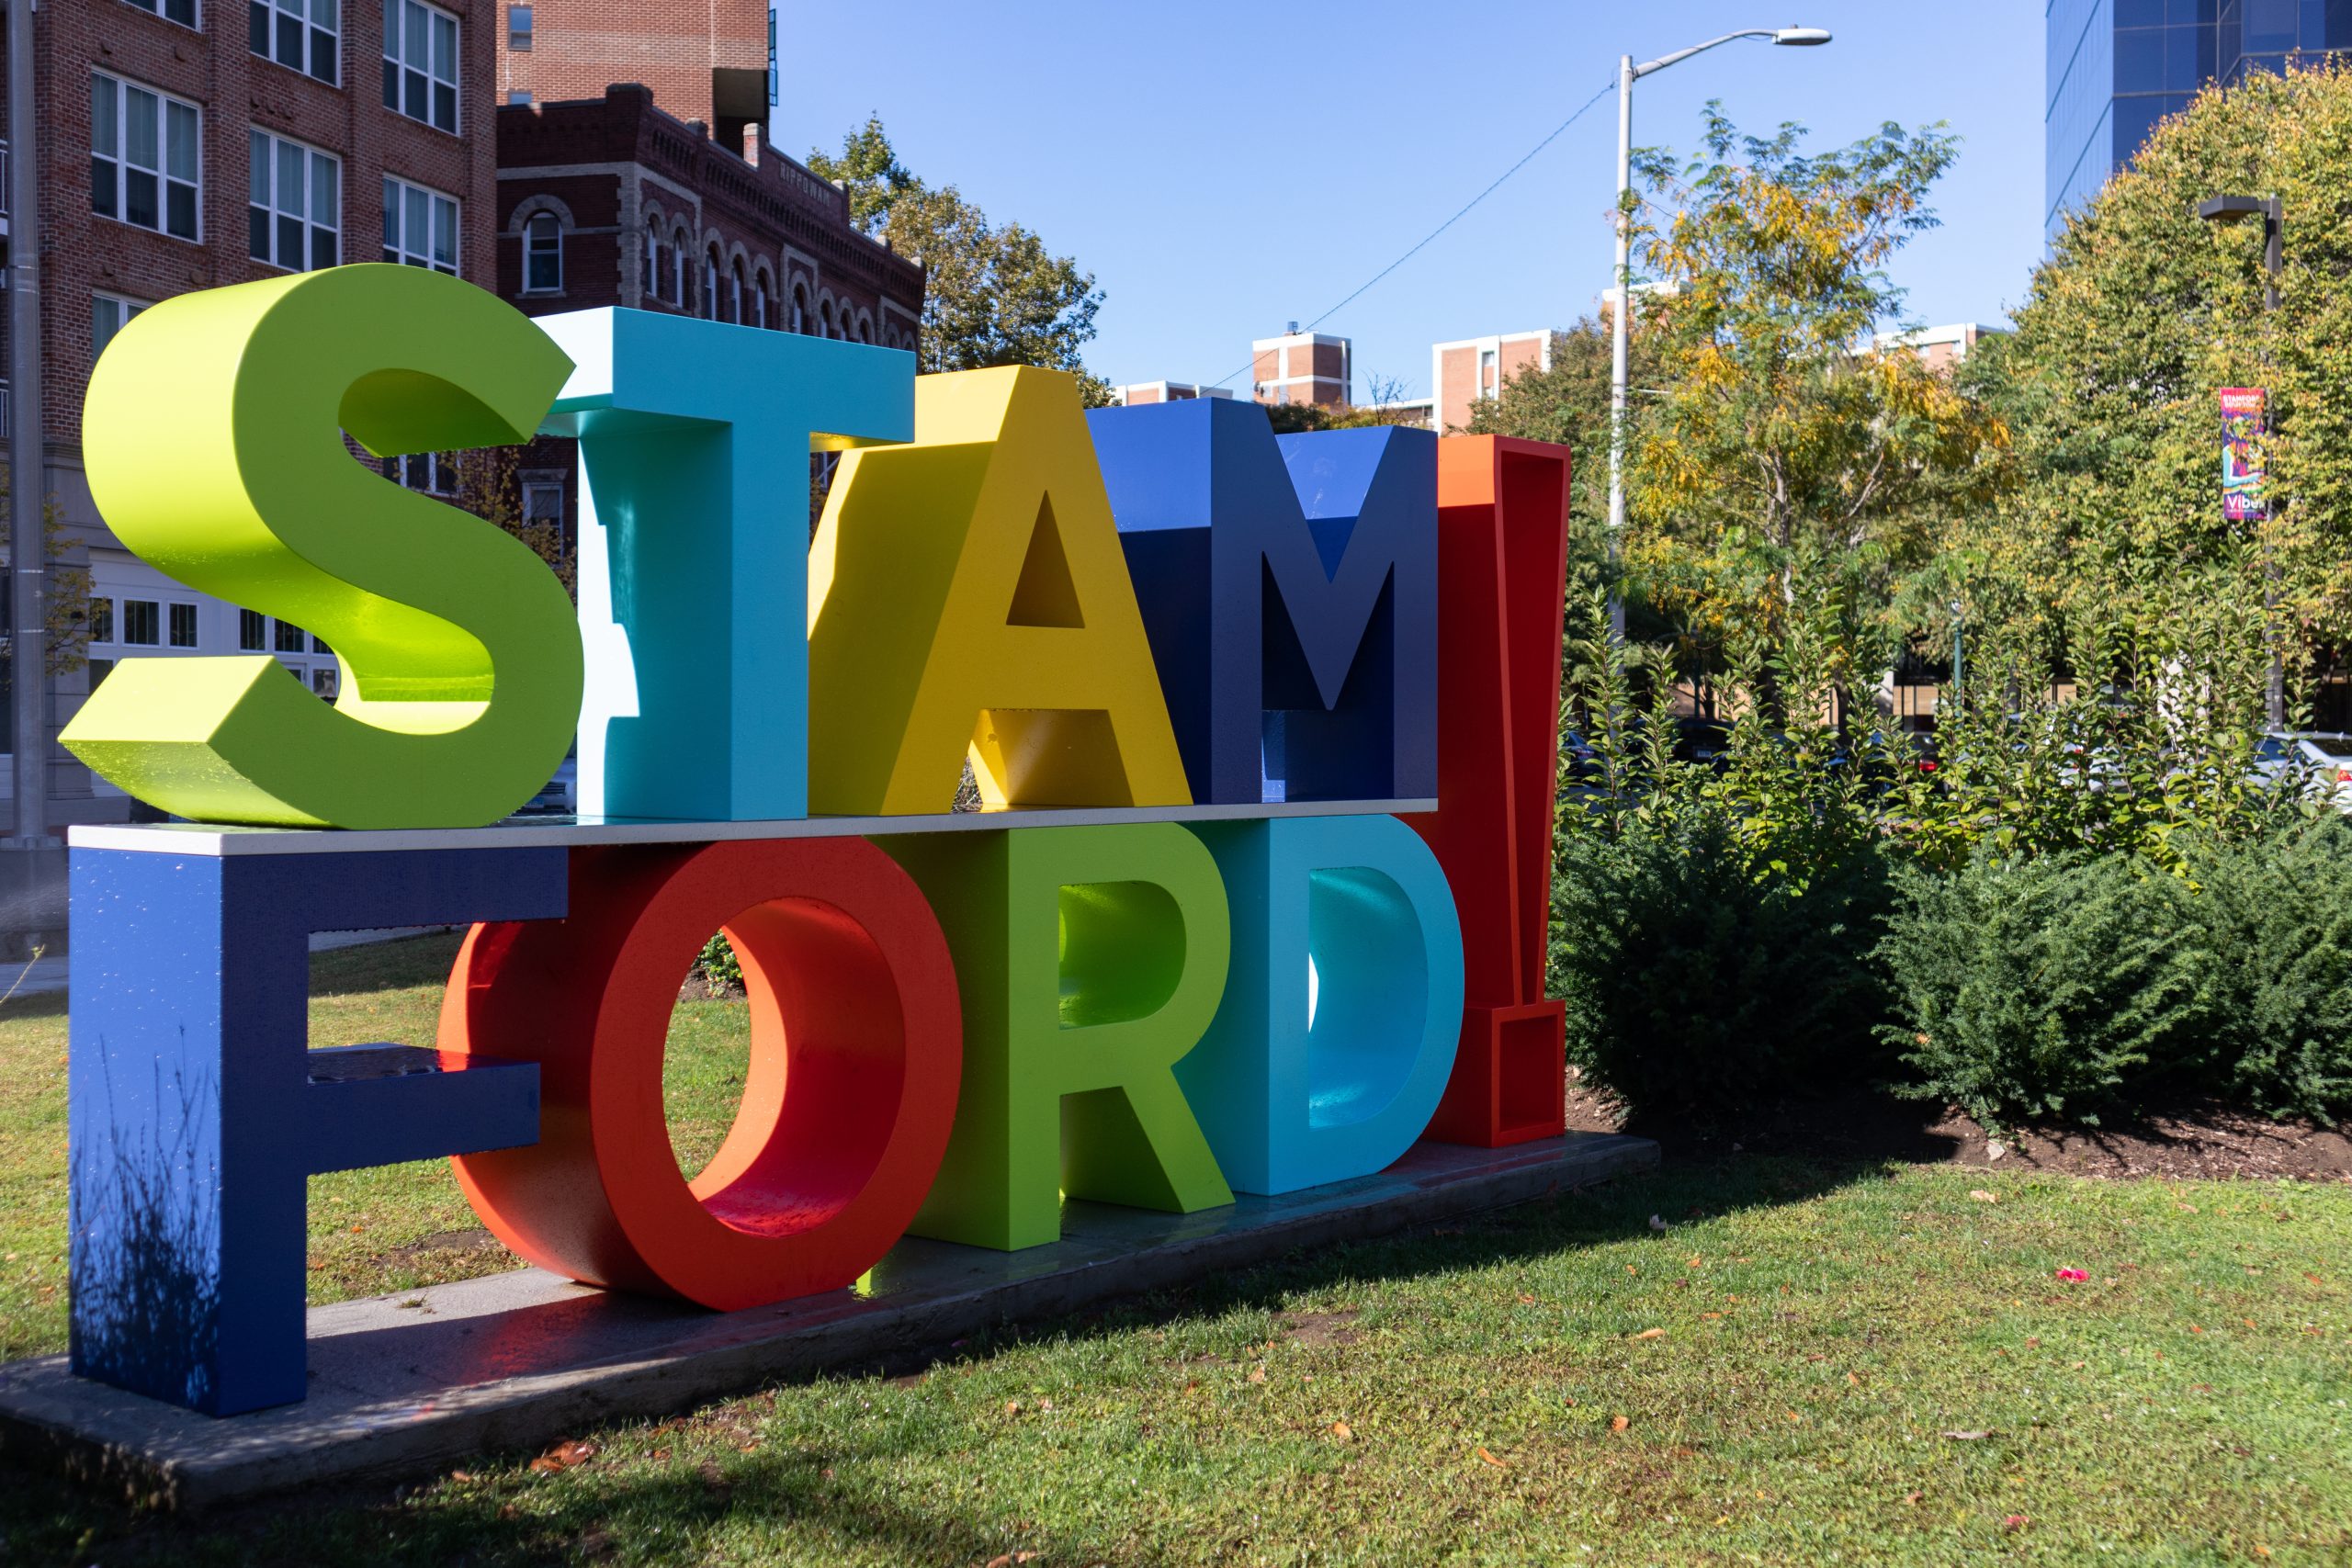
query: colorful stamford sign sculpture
[{"left": 62, "top": 265, "right": 1573, "bottom": 1417}]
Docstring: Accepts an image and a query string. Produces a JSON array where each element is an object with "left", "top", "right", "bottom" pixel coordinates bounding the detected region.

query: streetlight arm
[{"left": 1632, "top": 28, "right": 1776, "bottom": 77}]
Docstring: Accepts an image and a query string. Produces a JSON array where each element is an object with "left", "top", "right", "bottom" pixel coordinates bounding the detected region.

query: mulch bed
[{"left": 1564, "top": 1069, "right": 2352, "bottom": 1183}]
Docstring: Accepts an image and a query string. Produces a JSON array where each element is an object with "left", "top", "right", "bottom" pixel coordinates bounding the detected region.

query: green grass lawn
[{"left": 3, "top": 938, "right": 2351, "bottom": 1564}]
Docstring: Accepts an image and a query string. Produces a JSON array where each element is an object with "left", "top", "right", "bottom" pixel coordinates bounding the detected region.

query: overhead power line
[{"left": 1204, "top": 77, "right": 1618, "bottom": 394}]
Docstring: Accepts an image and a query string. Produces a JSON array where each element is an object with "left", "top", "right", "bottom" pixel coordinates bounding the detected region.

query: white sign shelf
[{"left": 68, "top": 798, "right": 1438, "bottom": 858}]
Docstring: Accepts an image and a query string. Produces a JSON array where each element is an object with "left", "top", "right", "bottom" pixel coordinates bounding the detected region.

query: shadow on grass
[{"left": 0, "top": 1151, "right": 1911, "bottom": 1565}]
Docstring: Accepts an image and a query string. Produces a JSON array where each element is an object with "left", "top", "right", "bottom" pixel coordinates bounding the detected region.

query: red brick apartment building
[
  {"left": 1251, "top": 328, "right": 1350, "bottom": 408},
  {"left": 492, "top": 0, "right": 767, "bottom": 154},
  {"left": 2, "top": 0, "right": 499, "bottom": 827}
]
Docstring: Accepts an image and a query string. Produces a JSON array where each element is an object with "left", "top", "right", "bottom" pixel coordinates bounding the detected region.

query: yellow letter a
[{"left": 808, "top": 367, "right": 1192, "bottom": 816}]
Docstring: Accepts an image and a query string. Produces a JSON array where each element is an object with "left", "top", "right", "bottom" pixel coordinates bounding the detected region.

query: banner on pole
[{"left": 2222, "top": 386, "right": 2268, "bottom": 523}]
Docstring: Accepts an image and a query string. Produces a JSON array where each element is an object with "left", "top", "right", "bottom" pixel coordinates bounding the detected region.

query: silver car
[{"left": 2253, "top": 732, "right": 2352, "bottom": 806}]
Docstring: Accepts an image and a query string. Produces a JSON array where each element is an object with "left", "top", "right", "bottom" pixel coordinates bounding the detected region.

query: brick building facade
[
  {"left": 1, "top": 0, "right": 500, "bottom": 827},
  {"left": 1250, "top": 329, "right": 1350, "bottom": 408},
  {"left": 493, "top": 0, "right": 767, "bottom": 155}
]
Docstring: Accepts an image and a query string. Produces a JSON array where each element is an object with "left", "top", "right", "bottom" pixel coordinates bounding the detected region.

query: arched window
[
  {"left": 820, "top": 300, "right": 834, "bottom": 338},
  {"left": 729, "top": 259, "right": 745, "bottom": 324},
  {"left": 704, "top": 246, "right": 720, "bottom": 321},
  {"left": 524, "top": 211, "right": 562, "bottom": 293},
  {"left": 790, "top": 287, "right": 808, "bottom": 333},
  {"left": 752, "top": 270, "right": 770, "bottom": 330},
  {"left": 670, "top": 228, "right": 688, "bottom": 306},
  {"left": 640, "top": 218, "right": 658, "bottom": 297}
]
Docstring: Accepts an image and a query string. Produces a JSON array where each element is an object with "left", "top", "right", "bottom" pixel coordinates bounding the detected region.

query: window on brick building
[
  {"left": 128, "top": 0, "right": 200, "bottom": 31},
  {"left": 384, "top": 0, "right": 459, "bottom": 134},
  {"left": 382, "top": 175, "right": 458, "bottom": 275},
  {"left": 752, "top": 270, "right": 769, "bottom": 330},
  {"left": 253, "top": 0, "right": 338, "bottom": 85},
  {"left": 92, "top": 294, "right": 149, "bottom": 365},
  {"left": 790, "top": 288, "right": 807, "bottom": 333},
  {"left": 507, "top": 4, "right": 531, "bottom": 49},
  {"left": 524, "top": 211, "right": 561, "bottom": 292},
  {"left": 728, "top": 259, "right": 744, "bottom": 324},
  {"left": 249, "top": 131, "right": 340, "bottom": 272},
  {"left": 641, "top": 219, "right": 659, "bottom": 297},
  {"left": 521, "top": 478, "right": 563, "bottom": 524},
  {"left": 670, "top": 228, "right": 688, "bottom": 306},
  {"left": 381, "top": 451, "right": 454, "bottom": 494},
  {"left": 704, "top": 247, "right": 719, "bottom": 321},
  {"left": 507, "top": 90, "right": 531, "bottom": 105},
  {"left": 92, "top": 73, "right": 200, "bottom": 242}
]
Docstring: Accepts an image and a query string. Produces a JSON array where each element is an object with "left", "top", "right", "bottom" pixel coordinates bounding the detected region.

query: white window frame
[
  {"left": 92, "top": 293, "right": 149, "bottom": 366},
  {"left": 249, "top": 130, "right": 341, "bottom": 273},
  {"left": 167, "top": 602, "right": 200, "bottom": 649},
  {"left": 253, "top": 0, "right": 339, "bottom": 85},
  {"left": 382, "top": 450, "right": 456, "bottom": 495},
  {"left": 383, "top": 0, "right": 459, "bottom": 134},
  {"left": 120, "top": 598, "right": 163, "bottom": 647},
  {"left": 239, "top": 607, "right": 268, "bottom": 652},
  {"left": 521, "top": 478, "right": 564, "bottom": 524},
  {"left": 382, "top": 175, "right": 458, "bottom": 276},
  {"left": 91, "top": 73, "right": 202, "bottom": 243},
  {"left": 522, "top": 210, "right": 561, "bottom": 293},
  {"left": 88, "top": 596, "right": 117, "bottom": 646},
  {"left": 127, "top": 0, "right": 200, "bottom": 31}
]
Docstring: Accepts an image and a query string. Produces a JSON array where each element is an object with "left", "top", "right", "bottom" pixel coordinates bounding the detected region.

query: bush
[
  {"left": 694, "top": 931, "right": 743, "bottom": 993},
  {"left": 1553, "top": 812, "right": 1894, "bottom": 1111},
  {"left": 2177, "top": 818, "right": 2352, "bottom": 1122},
  {"left": 1875, "top": 851, "right": 2202, "bottom": 1131}
]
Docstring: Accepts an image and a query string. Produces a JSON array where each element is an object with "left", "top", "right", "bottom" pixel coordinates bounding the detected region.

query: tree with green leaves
[
  {"left": 1623, "top": 107, "right": 2009, "bottom": 720},
  {"left": 1955, "top": 60, "right": 2352, "bottom": 708},
  {"left": 809, "top": 117, "right": 1109, "bottom": 402}
]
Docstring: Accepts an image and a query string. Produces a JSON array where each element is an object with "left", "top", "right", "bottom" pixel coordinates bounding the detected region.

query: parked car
[{"left": 2253, "top": 731, "right": 2352, "bottom": 807}]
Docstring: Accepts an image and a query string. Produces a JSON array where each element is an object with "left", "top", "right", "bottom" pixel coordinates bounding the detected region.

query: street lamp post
[
  {"left": 2197, "top": 193, "right": 2285, "bottom": 728},
  {"left": 1605, "top": 25, "right": 1829, "bottom": 639}
]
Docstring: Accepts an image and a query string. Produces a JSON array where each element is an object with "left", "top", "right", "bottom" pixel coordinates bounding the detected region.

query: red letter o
[{"left": 442, "top": 838, "right": 961, "bottom": 1310}]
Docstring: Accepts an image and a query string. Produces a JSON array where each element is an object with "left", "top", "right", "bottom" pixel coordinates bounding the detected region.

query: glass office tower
[{"left": 2046, "top": 0, "right": 2352, "bottom": 239}]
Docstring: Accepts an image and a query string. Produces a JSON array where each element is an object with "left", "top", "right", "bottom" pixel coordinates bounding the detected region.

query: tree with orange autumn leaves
[{"left": 1620, "top": 108, "right": 2010, "bottom": 722}]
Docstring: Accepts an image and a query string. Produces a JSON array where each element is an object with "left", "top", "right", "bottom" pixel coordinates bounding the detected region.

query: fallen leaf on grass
[
  {"left": 1904, "top": 1491, "right": 1923, "bottom": 1506},
  {"left": 1476, "top": 1446, "right": 1509, "bottom": 1467},
  {"left": 529, "top": 1439, "right": 597, "bottom": 1473},
  {"left": 1517, "top": 1292, "right": 1537, "bottom": 1304},
  {"left": 2055, "top": 1269, "right": 2089, "bottom": 1282},
  {"left": 2004, "top": 1515, "right": 2029, "bottom": 1531},
  {"left": 1940, "top": 1430, "right": 1993, "bottom": 1441},
  {"left": 1004, "top": 1400, "right": 1023, "bottom": 1416},
  {"left": 1247, "top": 1366, "right": 1268, "bottom": 1384},
  {"left": 1701, "top": 1312, "right": 1724, "bottom": 1321},
  {"left": 1969, "top": 1190, "right": 1998, "bottom": 1203},
  {"left": 1609, "top": 1415, "right": 1630, "bottom": 1433},
  {"left": 1631, "top": 1327, "right": 1665, "bottom": 1341},
  {"left": 984, "top": 1553, "right": 1041, "bottom": 1567},
  {"left": 1847, "top": 1371, "right": 1861, "bottom": 1386},
  {"left": 1330, "top": 1421, "right": 1352, "bottom": 1440}
]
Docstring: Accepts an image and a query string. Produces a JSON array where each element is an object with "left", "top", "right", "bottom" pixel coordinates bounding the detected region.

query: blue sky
[{"left": 778, "top": 1, "right": 2045, "bottom": 401}]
